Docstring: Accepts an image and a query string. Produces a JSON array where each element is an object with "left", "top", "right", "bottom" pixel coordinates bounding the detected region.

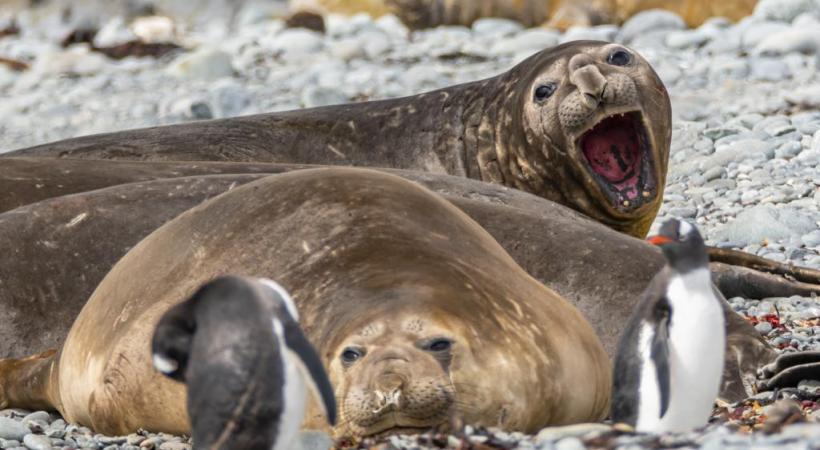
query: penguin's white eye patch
[
  {"left": 152, "top": 353, "right": 179, "bottom": 374},
  {"left": 677, "top": 220, "right": 694, "bottom": 238},
  {"left": 258, "top": 278, "right": 299, "bottom": 322}
]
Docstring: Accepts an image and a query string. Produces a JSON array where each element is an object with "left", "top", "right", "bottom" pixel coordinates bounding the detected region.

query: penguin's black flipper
[
  {"left": 151, "top": 299, "right": 197, "bottom": 381},
  {"left": 650, "top": 298, "right": 671, "bottom": 418},
  {"left": 280, "top": 314, "right": 338, "bottom": 426},
  {"left": 758, "top": 351, "right": 820, "bottom": 390}
]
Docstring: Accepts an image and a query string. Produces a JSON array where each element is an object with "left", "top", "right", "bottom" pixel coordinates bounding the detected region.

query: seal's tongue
[{"left": 581, "top": 114, "right": 642, "bottom": 199}]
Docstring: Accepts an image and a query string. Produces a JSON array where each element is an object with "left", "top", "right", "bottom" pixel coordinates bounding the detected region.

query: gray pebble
[
  {"left": 301, "top": 85, "right": 348, "bottom": 108},
  {"left": 167, "top": 48, "right": 235, "bottom": 80},
  {"left": 158, "top": 443, "right": 191, "bottom": 450},
  {"left": 0, "top": 419, "right": 29, "bottom": 442},
  {"left": 619, "top": 9, "right": 686, "bottom": 43},
  {"left": 755, "top": 28, "right": 820, "bottom": 55},
  {"left": 755, "top": 321, "right": 774, "bottom": 334},
  {"left": 20, "top": 414, "right": 48, "bottom": 427},
  {"left": 560, "top": 25, "right": 618, "bottom": 43},
  {"left": 754, "top": 0, "right": 820, "bottom": 23},
  {"left": 21, "top": 434, "right": 51, "bottom": 450},
  {"left": 471, "top": 18, "right": 523, "bottom": 37},
  {"left": 553, "top": 437, "right": 586, "bottom": 450}
]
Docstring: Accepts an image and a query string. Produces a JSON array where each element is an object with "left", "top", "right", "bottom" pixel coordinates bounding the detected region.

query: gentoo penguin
[
  {"left": 611, "top": 218, "right": 726, "bottom": 433},
  {"left": 151, "top": 275, "right": 337, "bottom": 449}
]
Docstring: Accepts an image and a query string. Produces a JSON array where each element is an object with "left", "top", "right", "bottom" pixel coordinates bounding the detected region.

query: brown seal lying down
[
  {"left": 3, "top": 158, "right": 817, "bottom": 410},
  {"left": 0, "top": 168, "right": 613, "bottom": 437}
]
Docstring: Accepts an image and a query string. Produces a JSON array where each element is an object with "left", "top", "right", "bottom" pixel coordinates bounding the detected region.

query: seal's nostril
[{"left": 375, "top": 372, "right": 406, "bottom": 392}]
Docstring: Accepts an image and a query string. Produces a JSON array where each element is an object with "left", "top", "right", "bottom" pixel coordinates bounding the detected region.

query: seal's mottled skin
[
  {"left": 0, "top": 169, "right": 611, "bottom": 437},
  {"left": 6, "top": 41, "right": 671, "bottom": 238}
]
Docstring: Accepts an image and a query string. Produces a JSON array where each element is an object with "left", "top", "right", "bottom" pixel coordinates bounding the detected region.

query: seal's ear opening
[
  {"left": 151, "top": 297, "right": 197, "bottom": 382},
  {"left": 277, "top": 316, "right": 338, "bottom": 426}
]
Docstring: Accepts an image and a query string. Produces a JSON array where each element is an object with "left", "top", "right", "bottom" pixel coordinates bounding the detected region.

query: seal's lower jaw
[
  {"left": 577, "top": 111, "right": 658, "bottom": 212},
  {"left": 354, "top": 415, "right": 442, "bottom": 438},
  {"left": 367, "top": 425, "right": 436, "bottom": 439}
]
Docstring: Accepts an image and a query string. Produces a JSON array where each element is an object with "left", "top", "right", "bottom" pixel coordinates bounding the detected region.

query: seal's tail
[{"left": 0, "top": 349, "right": 60, "bottom": 412}]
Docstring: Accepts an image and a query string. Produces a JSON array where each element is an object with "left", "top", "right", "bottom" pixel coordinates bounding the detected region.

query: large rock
[
  {"left": 785, "top": 84, "right": 820, "bottom": 108},
  {"left": 741, "top": 21, "right": 791, "bottom": 50},
  {"left": 753, "top": 0, "right": 820, "bottom": 22},
  {"left": 755, "top": 28, "right": 820, "bottom": 55},
  {"left": 714, "top": 205, "right": 819, "bottom": 246},
  {"left": 489, "top": 28, "right": 561, "bottom": 56},
  {"left": 0, "top": 417, "right": 28, "bottom": 441},
  {"left": 618, "top": 9, "right": 686, "bottom": 43}
]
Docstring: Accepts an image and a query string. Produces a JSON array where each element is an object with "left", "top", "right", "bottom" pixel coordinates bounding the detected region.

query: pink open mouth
[{"left": 579, "top": 111, "right": 656, "bottom": 210}]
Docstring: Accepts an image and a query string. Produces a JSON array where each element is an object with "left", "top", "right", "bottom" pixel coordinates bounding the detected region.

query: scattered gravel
[{"left": 0, "top": 1, "right": 819, "bottom": 449}]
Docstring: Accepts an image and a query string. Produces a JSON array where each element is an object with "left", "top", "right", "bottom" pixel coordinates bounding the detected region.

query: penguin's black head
[
  {"left": 151, "top": 276, "right": 337, "bottom": 449},
  {"left": 647, "top": 218, "right": 708, "bottom": 273}
]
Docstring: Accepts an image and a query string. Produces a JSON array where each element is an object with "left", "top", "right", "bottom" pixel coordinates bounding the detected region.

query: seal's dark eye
[
  {"left": 341, "top": 347, "right": 364, "bottom": 364},
  {"left": 607, "top": 49, "right": 632, "bottom": 66},
  {"left": 426, "top": 339, "right": 452, "bottom": 352},
  {"left": 534, "top": 83, "right": 556, "bottom": 102}
]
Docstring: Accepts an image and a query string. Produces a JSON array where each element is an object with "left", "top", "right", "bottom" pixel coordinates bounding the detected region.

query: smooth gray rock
[
  {"left": 269, "top": 28, "right": 325, "bottom": 58},
  {"left": 21, "top": 434, "right": 51, "bottom": 450},
  {"left": 754, "top": 0, "right": 820, "bottom": 22},
  {"left": 93, "top": 16, "right": 138, "bottom": 47},
  {"left": 301, "top": 85, "right": 348, "bottom": 108},
  {"left": 785, "top": 84, "right": 820, "bottom": 108},
  {"left": 490, "top": 29, "right": 560, "bottom": 56},
  {"left": 714, "top": 204, "right": 819, "bottom": 245},
  {"left": 167, "top": 48, "right": 234, "bottom": 80},
  {"left": 755, "top": 28, "right": 820, "bottom": 55},
  {"left": 535, "top": 424, "right": 612, "bottom": 443},
  {"left": 619, "top": 9, "right": 686, "bottom": 43},
  {"left": 158, "top": 443, "right": 191, "bottom": 450},
  {"left": 471, "top": 18, "right": 523, "bottom": 37},
  {"left": 665, "top": 29, "right": 711, "bottom": 48},
  {"left": 20, "top": 413, "right": 48, "bottom": 427},
  {"left": 755, "top": 321, "right": 774, "bottom": 334},
  {"left": 741, "top": 21, "right": 792, "bottom": 49},
  {"left": 0, "top": 419, "right": 28, "bottom": 442},
  {"left": 802, "top": 230, "right": 820, "bottom": 247},
  {"left": 750, "top": 57, "right": 792, "bottom": 81},
  {"left": 560, "top": 25, "right": 618, "bottom": 43},
  {"left": 553, "top": 437, "right": 586, "bottom": 450}
]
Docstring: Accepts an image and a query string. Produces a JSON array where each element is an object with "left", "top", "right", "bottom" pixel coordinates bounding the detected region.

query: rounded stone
[{"left": 0, "top": 418, "right": 28, "bottom": 441}]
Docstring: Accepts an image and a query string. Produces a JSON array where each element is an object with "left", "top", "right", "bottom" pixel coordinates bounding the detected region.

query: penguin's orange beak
[{"left": 647, "top": 235, "right": 673, "bottom": 246}]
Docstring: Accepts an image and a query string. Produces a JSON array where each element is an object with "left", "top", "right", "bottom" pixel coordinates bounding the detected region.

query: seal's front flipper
[
  {"left": 710, "top": 262, "right": 820, "bottom": 300},
  {"left": 0, "top": 349, "right": 60, "bottom": 412},
  {"left": 758, "top": 351, "right": 820, "bottom": 391},
  {"left": 708, "top": 247, "right": 820, "bottom": 286}
]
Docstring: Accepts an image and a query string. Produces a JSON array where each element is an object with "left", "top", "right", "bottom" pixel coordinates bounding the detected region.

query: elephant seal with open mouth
[{"left": 6, "top": 41, "right": 671, "bottom": 238}]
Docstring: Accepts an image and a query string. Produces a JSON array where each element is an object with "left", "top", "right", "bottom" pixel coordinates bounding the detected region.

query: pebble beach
[{"left": 1, "top": 0, "right": 819, "bottom": 448}]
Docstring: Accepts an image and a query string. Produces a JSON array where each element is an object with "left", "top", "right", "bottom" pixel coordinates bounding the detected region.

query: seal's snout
[
  {"left": 568, "top": 54, "right": 608, "bottom": 109},
  {"left": 375, "top": 372, "right": 407, "bottom": 393}
]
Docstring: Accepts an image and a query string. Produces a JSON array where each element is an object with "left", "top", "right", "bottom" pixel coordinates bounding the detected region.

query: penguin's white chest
[{"left": 637, "top": 269, "right": 725, "bottom": 433}]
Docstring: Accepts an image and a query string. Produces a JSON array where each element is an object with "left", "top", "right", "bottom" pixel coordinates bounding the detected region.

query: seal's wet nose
[{"left": 568, "top": 54, "right": 608, "bottom": 109}]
